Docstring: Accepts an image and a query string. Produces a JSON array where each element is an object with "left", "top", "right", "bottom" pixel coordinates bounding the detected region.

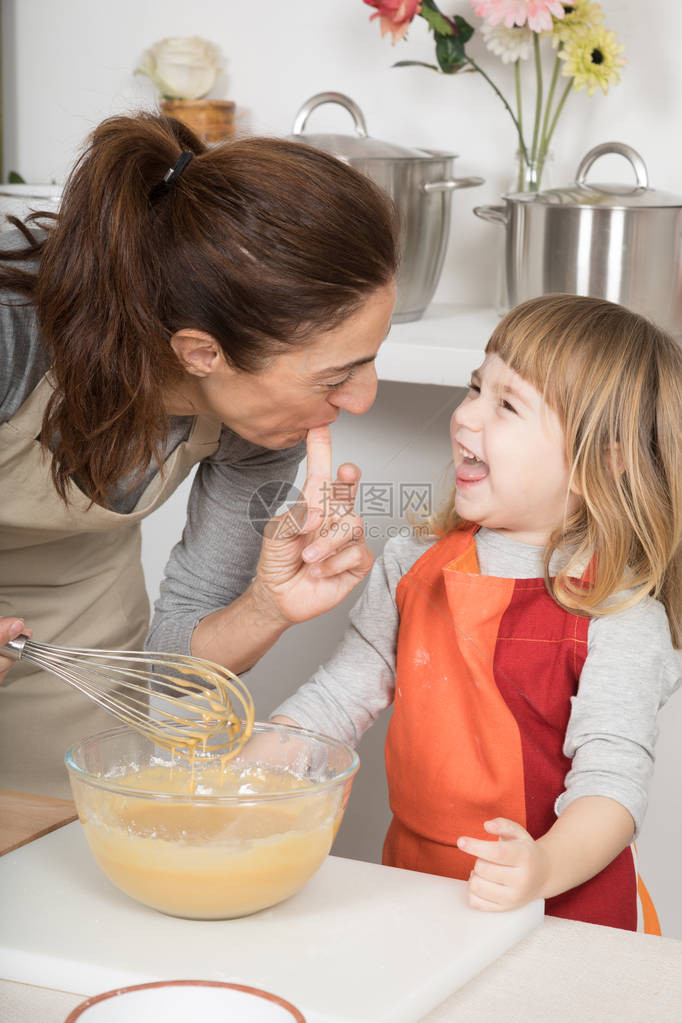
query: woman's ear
[{"left": 170, "top": 330, "right": 225, "bottom": 377}]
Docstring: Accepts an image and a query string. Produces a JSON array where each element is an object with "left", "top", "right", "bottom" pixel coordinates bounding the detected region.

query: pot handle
[
  {"left": 575, "top": 142, "right": 649, "bottom": 189},
  {"left": 473, "top": 204, "right": 507, "bottom": 225},
  {"left": 291, "top": 92, "right": 368, "bottom": 138},
  {"left": 423, "top": 176, "right": 484, "bottom": 194}
]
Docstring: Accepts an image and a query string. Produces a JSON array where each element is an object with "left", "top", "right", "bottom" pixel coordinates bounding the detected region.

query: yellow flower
[
  {"left": 559, "top": 24, "right": 625, "bottom": 95},
  {"left": 551, "top": 1, "right": 604, "bottom": 47}
]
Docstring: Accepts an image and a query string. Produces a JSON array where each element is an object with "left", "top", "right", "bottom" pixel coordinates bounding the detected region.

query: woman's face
[{"left": 175, "top": 282, "right": 396, "bottom": 449}]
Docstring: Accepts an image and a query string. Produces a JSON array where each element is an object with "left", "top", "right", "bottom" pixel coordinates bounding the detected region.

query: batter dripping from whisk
[{"left": 0, "top": 635, "right": 255, "bottom": 763}]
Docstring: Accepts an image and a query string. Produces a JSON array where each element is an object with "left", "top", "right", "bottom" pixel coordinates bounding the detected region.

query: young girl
[{"left": 271, "top": 293, "right": 682, "bottom": 933}]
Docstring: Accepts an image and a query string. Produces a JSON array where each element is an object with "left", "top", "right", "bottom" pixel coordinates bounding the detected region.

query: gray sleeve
[
  {"left": 145, "top": 431, "right": 305, "bottom": 655},
  {"left": 271, "top": 535, "right": 428, "bottom": 746},
  {"left": 0, "top": 297, "right": 48, "bottom": 423},
  {"left": 556, "top": 598, "right": 681, "bottom": 836},
  {"left": 0, "top": 231, "right": 50, "bottom": 422}
]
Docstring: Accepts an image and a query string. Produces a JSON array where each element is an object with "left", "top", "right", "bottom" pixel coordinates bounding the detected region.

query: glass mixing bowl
[{"left": 65, "top": 722, "right": 359, "bottom": 920}]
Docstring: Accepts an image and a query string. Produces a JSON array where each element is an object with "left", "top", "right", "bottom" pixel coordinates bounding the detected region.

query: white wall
[
  {"left": 3, "top": 1, "right": 681, "bottom": 938},
  {"left": 4, "top": 0, "right": 682, "bottom": 308}
]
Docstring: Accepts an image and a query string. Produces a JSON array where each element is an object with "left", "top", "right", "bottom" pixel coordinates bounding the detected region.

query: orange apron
[{"left": 384, "top": 526, "right": 660, "bottom": 933}]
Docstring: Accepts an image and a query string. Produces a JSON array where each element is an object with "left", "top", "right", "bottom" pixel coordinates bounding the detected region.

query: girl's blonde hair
[{"left": 436, "top": 293, "right": 682, "bottom": 646}]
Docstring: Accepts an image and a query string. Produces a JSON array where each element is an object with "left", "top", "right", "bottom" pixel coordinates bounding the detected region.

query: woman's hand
[
  {"left": 0, "top": 617, "right": 30, "bottom": 684},
  {"left": 251, "top": 425, "right": 374, "bottom": 626},
  {"left": 190, "top": 425, "right": 373, "bottom": 672},
  {"left": 457, "top": 818, "right": 551, "bottom": 911}
]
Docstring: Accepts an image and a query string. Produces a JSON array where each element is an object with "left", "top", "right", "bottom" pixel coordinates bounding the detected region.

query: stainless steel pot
[
  {"left": 474, "top": 143, "right": 682, "bottom": 336},
  {"left": 288, "top": 93, "right": 483, "bottom": 322}
]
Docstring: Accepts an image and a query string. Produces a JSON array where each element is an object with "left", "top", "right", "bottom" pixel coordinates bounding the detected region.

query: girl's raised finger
[
  {"left": 457, "top": 834, "right": 518, "bottom": 865},
  {"left": 483, "top": 818, "right": 529, "bottom": 840}
]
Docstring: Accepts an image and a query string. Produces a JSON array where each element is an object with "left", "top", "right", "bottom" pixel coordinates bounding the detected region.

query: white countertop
[
  {"left": 376, "top": 304, "right": 499, "bottom": 386},
  {"left": 2, "top": 819, "right": 682, "bottom": 1022},
  {"left": 3, "top": 916, "right": 681, "bottom": 1023}
]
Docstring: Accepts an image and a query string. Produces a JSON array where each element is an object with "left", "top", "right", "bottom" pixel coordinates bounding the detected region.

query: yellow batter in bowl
[{"left": 66, "top": 723, "right": 358, "bottom": 919}]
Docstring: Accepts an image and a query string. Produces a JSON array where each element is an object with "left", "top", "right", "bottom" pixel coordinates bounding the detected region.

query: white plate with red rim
[{"left": 64, "top": 980, "right": 306, "bottom": 1022}]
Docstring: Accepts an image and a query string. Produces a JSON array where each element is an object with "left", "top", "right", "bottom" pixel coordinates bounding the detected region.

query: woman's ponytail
[{"left": 37, "top": 114, "right": 206, "bottom": 505}]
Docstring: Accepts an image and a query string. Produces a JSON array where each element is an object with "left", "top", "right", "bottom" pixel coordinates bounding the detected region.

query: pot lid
[
  {"left": 288, "top": 92, "right": 450, "bottom": 161},
  {"left": 505, "top": 143, "right": 681, "bottom": 209}
]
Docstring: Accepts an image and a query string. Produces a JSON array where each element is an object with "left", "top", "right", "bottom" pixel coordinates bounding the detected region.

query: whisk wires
[{"left": 15, "top": 639, "right": 255, "bottom": 760}]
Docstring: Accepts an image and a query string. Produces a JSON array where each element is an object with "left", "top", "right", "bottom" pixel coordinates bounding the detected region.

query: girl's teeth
[{"left": 461, "top": 446, "right": 480, "bottom": 463}]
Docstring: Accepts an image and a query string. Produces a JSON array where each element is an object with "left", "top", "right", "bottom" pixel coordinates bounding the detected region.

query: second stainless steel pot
[
  {"left": 474, "top": 143, "right": 682, "bottom": 336},
  {"left": 288, "top": 93, "right": 483, "bottom": 322}
]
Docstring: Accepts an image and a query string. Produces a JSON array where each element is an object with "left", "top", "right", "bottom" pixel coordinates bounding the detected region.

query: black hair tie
[{"left": 149, "top": 151, "right": 194, "bottom": 204}]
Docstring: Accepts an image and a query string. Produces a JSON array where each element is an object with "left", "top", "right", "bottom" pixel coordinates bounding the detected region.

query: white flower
[
  {"left": 136, "top": 37, "right": 221, "bottom": 100},
  {"left": 480, "top": 21, "right": 533, "bottom": 62}
]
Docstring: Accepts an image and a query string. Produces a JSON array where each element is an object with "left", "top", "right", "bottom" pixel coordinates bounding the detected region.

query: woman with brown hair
[{"left": 0, "top": 112, "right": 398, "bottom": 796}]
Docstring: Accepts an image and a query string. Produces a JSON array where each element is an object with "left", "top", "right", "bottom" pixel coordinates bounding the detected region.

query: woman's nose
[{"left": 329, "top": 365, "right": 378, "bottom": 415}]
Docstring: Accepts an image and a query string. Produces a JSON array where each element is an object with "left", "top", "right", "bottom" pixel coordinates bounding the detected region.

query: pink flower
[
  {"left": 364, "top": 0, "right": 423, "bottom": 44},
  {"left": 471, "top": 0, "right": 564, "bottom": 34}
]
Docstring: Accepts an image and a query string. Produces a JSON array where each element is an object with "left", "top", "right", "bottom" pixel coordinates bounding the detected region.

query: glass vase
[
  {"left": 513, "top": 147, "right": 554, "bottom": 194},
  {"left": 495, "top": 149, "right": 554, "bottom": 316}
]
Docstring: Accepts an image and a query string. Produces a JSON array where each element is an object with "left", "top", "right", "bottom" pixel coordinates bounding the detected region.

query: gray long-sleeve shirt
[
  {"left": 274, "top": 528, "right": 681, "bottom": 836},
  {"left": 1, "top": 237, "right": 305, "bottom": 654}
]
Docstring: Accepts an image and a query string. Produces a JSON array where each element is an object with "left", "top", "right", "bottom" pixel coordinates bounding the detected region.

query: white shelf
[{"left": 376, "top": 304, "right": 499, "bottom": 387}]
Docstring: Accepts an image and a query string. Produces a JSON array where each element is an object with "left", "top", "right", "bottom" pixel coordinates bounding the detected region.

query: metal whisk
[{"left": 1, "top": 634, "right": 255, "bottom": 759}]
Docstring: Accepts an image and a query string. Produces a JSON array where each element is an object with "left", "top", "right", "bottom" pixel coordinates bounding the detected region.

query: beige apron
[{"left": 0, "top": 374, "right": 221, "bottom": 797}]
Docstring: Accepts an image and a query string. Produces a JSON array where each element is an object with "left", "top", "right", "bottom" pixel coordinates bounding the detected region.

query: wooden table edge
[{"left": 0, "top": 790, "right": 78, "bottom": 856}]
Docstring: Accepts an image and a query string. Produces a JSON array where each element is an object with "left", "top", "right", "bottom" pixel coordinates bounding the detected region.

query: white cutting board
[{"left": 0, "top": 823, "right": 542, "bottom": 1023}]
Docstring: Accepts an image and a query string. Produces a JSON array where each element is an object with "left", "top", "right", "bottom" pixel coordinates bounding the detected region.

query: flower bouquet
[{"left": 363, "top": 1, "right": 625, "bottom": 191}]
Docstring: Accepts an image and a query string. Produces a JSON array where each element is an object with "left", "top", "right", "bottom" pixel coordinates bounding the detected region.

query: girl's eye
[
  {"left": 327, "top": 368, "right": 356, "bottom": 391},
  {"left": 467, "top": 380, "right": 480, "bottom": 395},
  {"left": 501, "top": 399, "right": 517, "bottom": 414}
]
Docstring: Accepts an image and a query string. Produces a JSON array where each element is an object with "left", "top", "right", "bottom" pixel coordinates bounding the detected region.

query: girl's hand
[
  {"left": 237, "top": 717, "right": 310, "bottom": 774},
  {"left": 251, "top": 425, "right": 373, "bottom": 626},
  {"left": 457, "top": 818, "right": 551, "bottom": 911},
  {"left": 0, "top": 617, "right": 31, "bottom": 684}
]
